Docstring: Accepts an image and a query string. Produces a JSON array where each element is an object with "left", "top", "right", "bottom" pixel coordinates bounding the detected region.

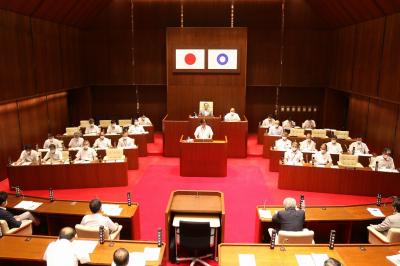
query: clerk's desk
[
  {"left": 180, "top": 136, "right": 227, "bottom": 177},
  {"left": 255, "top": 203, "right": 393, "bottom": 244},
  {"left": 0, "top": 235, "right": 165, "bottom": 266},
  {"left": 165, "top": 190, "right": 225, "bottom": 262},
  {"left": 5, "top": 194, "right": 140, "bottom": 240},
  {"left": 219, "top": 243, "right": 400, "bottom": 266}
]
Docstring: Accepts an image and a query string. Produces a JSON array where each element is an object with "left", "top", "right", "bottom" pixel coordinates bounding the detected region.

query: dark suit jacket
[
  {"left": 272, "top": 208, "right": 305, "bottom": 231},
  {"left": 0, "top": 208, "right": 22, "bottom": 229}
]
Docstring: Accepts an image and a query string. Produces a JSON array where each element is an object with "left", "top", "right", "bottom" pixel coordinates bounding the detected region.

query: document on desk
[
  {"left": 129, "top": 252, "right": 145, "bottom": 266},
  {"left": 387, "top": 254, "right": 400, "bottom": 265},
  {"left": 144, "top": 247, "right": 160, "bottom": 261},
  {"left": 258, "top": 209, "right": 272, "bottom": 219},
  {"left": 13, "top": 201, "right": 43, "bottom": 210},
  {"left": 238, "top": 254, "right": 256, "bottom": 266},
  {"left": 101, "top": 204, "right": 122, "bottom": 216},
  {"left": 367, "top": 208, "right": 385, "bottom": 217},
  {"left": 72, "top": 240, "right": 98, "bottom": 254},
  {"left": 296, "top": 253, "right": 329, "bottom": 266}
]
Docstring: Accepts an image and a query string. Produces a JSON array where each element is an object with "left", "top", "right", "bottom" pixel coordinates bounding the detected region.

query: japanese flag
[
  {"left": 208, "top": 49, "right": 238, "bottom": 70},
  {"left": 175, "top": 49, "right": 205, "bottom": 69}
]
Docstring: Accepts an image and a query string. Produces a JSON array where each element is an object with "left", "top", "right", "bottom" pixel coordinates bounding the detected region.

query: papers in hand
[
  {"left": 296, "top": 253, "right": 329, "bottom": 266},
  {"left": 367, "top": 208, "right": 385, "bottom": 217},
  {"left": 72, "top": 240, "right": 98, "bottom": 254},
  {"left": 258, "top": 209, "right": 272, "bottom": 219},
  {"left": 144, "top": 247, "right": 161, "bottom": 261},
  {"left": 101, "top": 204, "right": 122, "bottom": 216},
  {"left": 387, "top": 254, "right": 400, "bottom": 265},
  {"left": 14, "top": 201, "right": 43, "bottom": 210},
  {"left": 238, "top": 254, "right": 256, "bottom": 266}
]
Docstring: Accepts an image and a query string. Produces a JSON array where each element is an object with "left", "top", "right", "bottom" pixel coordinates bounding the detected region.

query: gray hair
[{"left": 283, "top": 197, "right": 297, "bottom": 209}]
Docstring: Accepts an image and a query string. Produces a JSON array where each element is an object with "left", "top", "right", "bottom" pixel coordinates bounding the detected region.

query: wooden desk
[
  {"left": 188, "top": 116, "right": 222, "bottom": 139},
  {"left": 257, "top": 126, "right": 268, "bottom": 144},
  {"left": 255, "top": 203, "right": 393, "bottom": 244},
  {"left": 7, "top": 161, "right": 128, "bottom": 190},
  {"left": 219, "top": 243, "right": 400, "bottom": 266},
  {"left": 97, "top": 148, "right": 139, "bottom": 170},
  {"left": 278, "top": 164, "right": 400, "bottom": 196},
  {"left": 5, "top": 194, "right": 140, "bottom": 240},
  {"left": 221, "top": 117, "right": 248, "bottom": 158},
  {"left": 0, "top": 235, "right": 165, "bottom": 265},
  {"left": 143, "top": 125, "right": 154, "bottom": 143},
  {"left": 180, "top": 137, "right": 227, "bottom": 177},
  {"left": 165, "top": 190, "right": 225, "bottom": 262}
]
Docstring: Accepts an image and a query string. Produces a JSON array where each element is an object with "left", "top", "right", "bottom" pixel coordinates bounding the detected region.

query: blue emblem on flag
[{"left": 217, "top": 53, "right": 228, "bottom": 65}]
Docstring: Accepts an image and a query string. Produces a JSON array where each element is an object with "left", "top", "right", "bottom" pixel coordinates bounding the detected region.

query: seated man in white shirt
[
  {"left": 15, "top": 144, "right": 39, "bottom": 165},
  {"left": 128, "top": 119, "right": 146, "bottom": 134},
  {"left": 42, "top": 144, "right": 63, "bottom": 163},
  {"left": 370, "top": 197, "right": 400, "bottom": 235},
  {"left": 43, "top": 133, "right": 62, "bottom": 149},
  {"left": 113, "top": 248, "right": 129, "bottom": 266},
  {"left": 93, "top": 131, "right": 112, "bottom": 149},
  {"left": 199, "top": 102, "right": 213, "bottom": 117},
  {"left": 138, "top": 114, "right": 152, "bottom": 125},
  {"left": 312, "top": 143, "right": 332, "bottom": 166},
  {"left": 268, "top": 120, "right": 283, "bottom": 136},
  {"left": 80, "top": 199, "right": 119, "bottom": 233},
  {"left": 84, "top": 118, "right": 100, "bottom": 135},
  {"left": 117, "top": 130, "right": 136, "bottom": 148},
  {"left": 372, "top": 148, "right": 395, "bottom": 170},
  {"left": 261, "top": 114, "right": 275, "bottom": 128},
  {"left": 302, "top": 119, "right": 316, "bottom": 129},
  {"left": 44, "top": 227, "right": 90, "bottom": 266},
  {"left": 224, "top": 108, "right": 241, "bottom": 122},
  {"left": 284, "top": 142, "right": 304, "bottom": 165},
  {"left": 68, "top": 132, "right": 84, "bottom": 149},
  {"left": 282, "top": 118, "right": 296, "bottom": 129},
  {"left": 349, "top": 137, "right": 369, "bottom": 155},
  {"left": 274, "top": 132, "right": 292, "bottom": 151},
  {"left": 194, "top": 119, "right": 214, "bottom": 140},
  {"left": 326, "top": 135, "right": 343, "bottom": 154},
  {"left": 75, "top": 140, "right": 97, "bottom": 162},
  {"left": 300, "top": 133, "right": 316, "bottom": 152},
  {"left": 107, "top": 120, "right": 122, "bottom": 134}
]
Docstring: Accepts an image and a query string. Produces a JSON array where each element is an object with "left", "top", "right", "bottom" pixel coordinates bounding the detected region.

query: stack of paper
[
  {"left": 129, "top": 252, "right": 146, "bottom": 266},
  {"left": 387, "top": 254, "right": 400, "bottom": 265},
  {"left": 258, "top": 209, "right": 272, "bottom": 219},
  {"left": 102, "top": 204, "right": 122, "bottom": 216},
  {"left": 72, "top": 240, "right": 98, "bottom": 254},
  {"left": 143, "top": 247, "right": 161, "bottom": 261},
  {"left": 367, "top": 208, "right": 385, "bottom": 217},
  {"left": 296, "top": 253, "right": 329, "bottom": 266},
  {"left": 238, "top": 254, "right": 256, "bottom": 266},
  {"left": 14, "top": 201, "right": 43, "bottom": 210},
  {"left": 21, "top": 162, "right": 32, "bottom": 166}
]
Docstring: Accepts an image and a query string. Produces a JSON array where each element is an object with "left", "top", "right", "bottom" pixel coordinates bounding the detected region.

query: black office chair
[{"left": 176, "top": 221, "right": 214, "bottom": 266}]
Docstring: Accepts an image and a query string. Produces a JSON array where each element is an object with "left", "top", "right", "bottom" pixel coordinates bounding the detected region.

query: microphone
[
  {"left": 127, "top": 192, "right": 132, "bottom": 206},
  {"left": 157, "top": 227, "right": 162, "bottom": 247},
  {"left": 329, "top": 230, "right": 336, "bottom": 250},
  {"left": 352, "top": 147, "right": 355, "bottom": 155},
  {"left": 270, "top": 229, "right": 276, "bottom": 249},
  {"left": 99, "top": 225, "right": 105, "bottom": 244},
  {"left": 0, "top": 223, "right": 2, "bottom": 238},
  {"left": 376, "top": 193, "right": 382, "bottom": 207},
  {"left": 375, "top": 160, "right": 379, "bottom": 171},
  {"left": 49, "top": 188, "right": 54, "bottom": 202},
  {"left": 15, "top": 186, "right": 21, "bottom": 197},
  {"left": 299, "top": 195, "right": 305, "bottom": 210}
]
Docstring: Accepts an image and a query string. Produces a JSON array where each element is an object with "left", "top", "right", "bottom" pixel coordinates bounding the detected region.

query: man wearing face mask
[
  {"left": 224, "top": 108, "right": 241, "bottom": 122},
  {"left": 326, "top": 135, "right": 343, "bottom": 154},
  {"left": 15, "top": 144, "right": 39, "bottom": 165},
  {"left": 282, "top": 117, "right": 296, "bottom": 129},
  {"left": 302, "top": 119, "right": 316, "bottom": 129},
  {"left": 68, "top": 132, "right": 84, "bottom": 149},
  {"left": 43, "top": 133, "right": 62, "bottom": 149},
  {"left": 93, "top": 131, "right": 112, "bottom": 149},
  {"left": 312, "top": 143, "right": 332, "bottom": 166},
  {"left": 300, "top": 133, "right": 316, "bottom": 152},
  {"left": 117, "top": 130, "right": 136, "bottom": 148},
  {"left": 274, "top": 132, "right": 292, "bottom": 151},
  {"left": 284, "top": 142, "right": 304, "bottom": 165},
  {"left": 348, "top": 137, "right": 369, "bottom": 155},
  {"left": 107, "top": 120, "right": 122, "bottom": 134},
  {"left": 84, "top": 118, "right": 100, "bottom": 135},
  {"left": 268, "top": 120, "right": 283, "bottom": 136},
  {"left": 128, "top": 119, "right": 146, "bottom": 134},
  {"left": 262, "top": 114, "right": 275, "bottom": 128},
  {"left": 138, "top": 114, "right": 152, "bottom": 125},
  {"left": 42, "top": 144, "right": 63, "bottom": 163},
  {"left": 75, "top": 140, "right": 97, "bottom": 162},
  {"left": 372, "top": 148, "right": 395, "bottom": 170}
]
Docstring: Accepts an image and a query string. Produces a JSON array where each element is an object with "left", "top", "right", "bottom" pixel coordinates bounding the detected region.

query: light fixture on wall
[{"left": 230, "top": 1, "right": 235, "bottom": 28}]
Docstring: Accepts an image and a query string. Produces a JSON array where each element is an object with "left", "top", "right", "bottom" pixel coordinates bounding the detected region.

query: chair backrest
[
  {"left": 0, "top": 220, "right": 10, "bottom": 233},
  {"left": 278, "top": 230, "right": 314, "bottom": 244},
  {"left": 289, "top": 128, "right": 305, "bottom": 137},
  {"left": 105, "top": 148, "right": 124, "bottom": 160},
  {"left": 339, "top": 154, "right": 358, "bottom": 167},
  {"left": 334, "top": 130, "right": 349, "bottom": 139},
  {"left": 80, "top": 120, "right": 90, "bottom": 128},
  {"left": 99, "top": 120, "right": 112, "bottom": 127},
  {"left": 118, "top": 119, "right": 132, "bottom": 127},
  {"left": 311, "top": 129, "right": 327, "bottom": 138},
  {"left": 65, "top": 127, "right": 79, "bottom": 136},
  {"left": 75, "top": 224, "right": 110, "bottom": 239},
  {"left": 62, "top": 150, "right": 70, "bottom": 162},
  {"left": 387, "top": 228, "right": 400, "bottom": 243},
  {"left": 179, "top": 221, "right": 211, "bottom": 251}
]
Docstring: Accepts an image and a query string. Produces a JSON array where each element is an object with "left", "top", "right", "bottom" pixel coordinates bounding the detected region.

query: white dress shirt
[
  {"left": 302, "top": 120, "right": 316, "bottom": 129},
  {"left": 261, "top": 118, "right": 275, "bottom": 128},
  {"left": 81, "top": 213, "right": 118, "bottom": 233},
  {"left": 268, "top": 126, "right": 283, "bottom": 136},
  {"left": 138, "top": 117, "right": 152, "bottom": 125},
  {"left": 349, "top": 141, "right": 369, "bottom": 155},
  {"left": 224, "top": 112, "right": 241, "bottom": 122},
  {"left": 326, "top": 141, "right": 343, "bottom": 154},
  {"left": 282, "top": 120, "right": 295, "bottom": 129},
  {"left": 84, "top": 125, "right": 100, "bottom": 135},
  {"left": 107, "top": 125, "right": 122, "bottom": 134},
  {"left": 300, "top": 139, "right": 316, "bottom": 152},
  {"left": 128, "top": 125, "right": 146, "bottom": 134},
  {"left": 43, "top": 239, "right": 90, "bottom": 266},
  {"left": 117, "top": 137, "right": 136, "bottom": 148},
  {"left": 313, "top": 151, "right": 332, "bottom": 165},
  {"left": 18, "top": 150, "right": 39, "bottom": 163},
  {"left": 93, "top": 137, "right": 112, "bottom": 149},
  {"left": 43, "top": 138, "right": 62, "bottom": 149},
  {"left": 68, "top": 137, "right": 84, "bottom": 148},
  {"left": 274, "top": 138, "right": 292, "bottom": 151},
  {"left": 374, "top": 155, "right": 395, "bottom": 170},
  {"left": 75, "top": 147, "right": 97, "bottom": 161},
  {"left": 43, "top": 150, "right": 63, "bottom": 162},
  {"left": 284, "top": 149, "right": 303, "bottom": 165},
  {"left": 199, "top": 109, "right": 213, "bottom": 117},
  {"left": 194, "top": 125, "right": 214, "bottom": 139}
]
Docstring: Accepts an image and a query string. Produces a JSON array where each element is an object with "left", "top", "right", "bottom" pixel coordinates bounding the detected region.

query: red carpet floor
[{"left": 0, "top": 134, "right": 377, "bottom": 265}]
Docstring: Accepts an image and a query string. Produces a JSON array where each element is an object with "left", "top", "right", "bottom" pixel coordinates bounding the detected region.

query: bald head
[
  {"left": 113, "top": 248, "right": 129, "bottom": 266},
  {"left": 59, "top": 227, "right": 75, "bottom": 241}
]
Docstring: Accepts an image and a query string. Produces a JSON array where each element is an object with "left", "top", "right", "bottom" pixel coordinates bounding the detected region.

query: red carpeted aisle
[{"left": 0, "top": 134, "right": 377, "bottom": 266}]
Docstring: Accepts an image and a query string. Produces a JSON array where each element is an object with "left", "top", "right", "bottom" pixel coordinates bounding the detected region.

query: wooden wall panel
[
  {"left": 245, "top": 87, "right": 277, "bottom": 132},
  {"left": 322, "top": 89, "right": 349, "bottom": 131},
  {"left": 109, "top": 29, "right": 133, "bottom": 84},
  {"left": 137, "top": 85, "right": 167, "bottom": 131},
  {"left": 394, "top": 111, "right": 400, "bottom": 166},
  {"left": 67, "top": 87, "right": 92, "bottom": 126},
  {"left": 47, "top": 92, "right": 69, "bottom": 135},
  {"left": 347, "top": 95, "right": 370, "bottom": 139}
]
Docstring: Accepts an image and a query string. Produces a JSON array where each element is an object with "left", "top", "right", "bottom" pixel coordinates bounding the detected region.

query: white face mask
[
  {"left": 321, "top": 149, "right": 326, "bottom": 154},
  {"left": 291, "top": 147, "right": 297, "bottom": 152},
  {"left": 83, "top": 146, "right": 89, "bottom": 150},
  {"left": 50, "top": 150, "right": 56, "bottom": 154},
  {"left": 134, "top": 122, "right": 139, "bottom": 126},
  {"left": 123, "top": 136, "right": 128, "bottom": 140},
  {"left": 100, "top": 136, "right": 104, "bottom": 140},
  {"left": 332, "top": 140, "right": 336, "bottom": 144},
  {"left": 282, "top": 137, "right": 287, "bottom": 140},
  {"left": 357, "top": 140, "right": 362, "bottom": 144}
]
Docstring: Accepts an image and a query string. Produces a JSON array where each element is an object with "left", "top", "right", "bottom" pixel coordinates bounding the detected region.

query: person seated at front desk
[
  {"left": 138, "top": 114, "right": 152, "bottom": 125},
  {"left": 268, "top": 120, "right": 283, "bottom": 136},
  {"left": 261, "top": 114, "right": 275, "bottom": 128},
  {"left": 282, "top": 117, "right": 296, "bottom": 129},
  {"left": 300, "top": 133, "right": 316, "bottom": 152},
  {"left": 117, "top": 130, "right": 136, "bottom": 148},
  {"left": 274, "top": 132, "right": 291, "bottom": 151},
  {"left": 15, "top": 144, "right": 39, "bottom": 166},
  {"left": 370, "top": 148, "right": 395, "bottom": 171},
  {"left": 324, "top": 258, "right": 342, "bottom": 266},
  {"left": 68, "top": 132, "right": 84, "bottom": 149},
  {"left": 107, "top": 120, "right": 122, "bottom": 134},
  {"left": 224, "top": 108, "right": 241, "bottom": 122},
  {"left": 74, "top": 140, "right": 97, "bottom": 162},
  {"left": 128, "top": 119, "right": 146, "bottom": 134},
  {"left": 302, "top": 119, "right": 316, "bottom": 129},
  {"left": 42, "top": 144, "right": 63, "bottom": 163},
  {"left": 43, "top": 133, "right": 62, "bottom": 149},
  {"left": 85, "top": 118, "right": 100, "bottom": 135},
  {"left": 370, "top": 197, "right": 400, "bottom": 235},
  {"left": 93, "top": 131, "right": 112, "bottom": 149},
  {"left": 80, "top": 199, "right": 119, "bottom": 234},
  {"left": 284, "top": 142, "right": 304, "bottom": 165},
  {"left": 112, "top": 248, "right": 130, "bottom": 266},
  {"left": 194, "top": 119, "right": 214, "bottom": 140},
  {"left": 348, "top": 137, "right": 369, "bottom": 155},
  {"left": 199, "top": 102, "right": 213, "bottom": 117},
  {"left": 326, "top": 135, "right": 343, "bottom": 154},
  {"left": 272, "top": 197, "right": 305, "bottom": 231},
  {"left": 312, "top": 143, "right": 332, "bottom": 166}
]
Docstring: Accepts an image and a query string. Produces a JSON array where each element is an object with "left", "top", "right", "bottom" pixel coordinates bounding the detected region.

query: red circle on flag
[{"left": 184, "top": 53, "right": 196, "bottom": 65}]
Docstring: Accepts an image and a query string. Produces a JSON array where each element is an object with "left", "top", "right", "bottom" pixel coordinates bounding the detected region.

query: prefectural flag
[
  {"left": 208, "top": 49, "right": 238, "bottom": 70},
  {"left": 175, "top": 49, "right": 205, "bottom": 69}
]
